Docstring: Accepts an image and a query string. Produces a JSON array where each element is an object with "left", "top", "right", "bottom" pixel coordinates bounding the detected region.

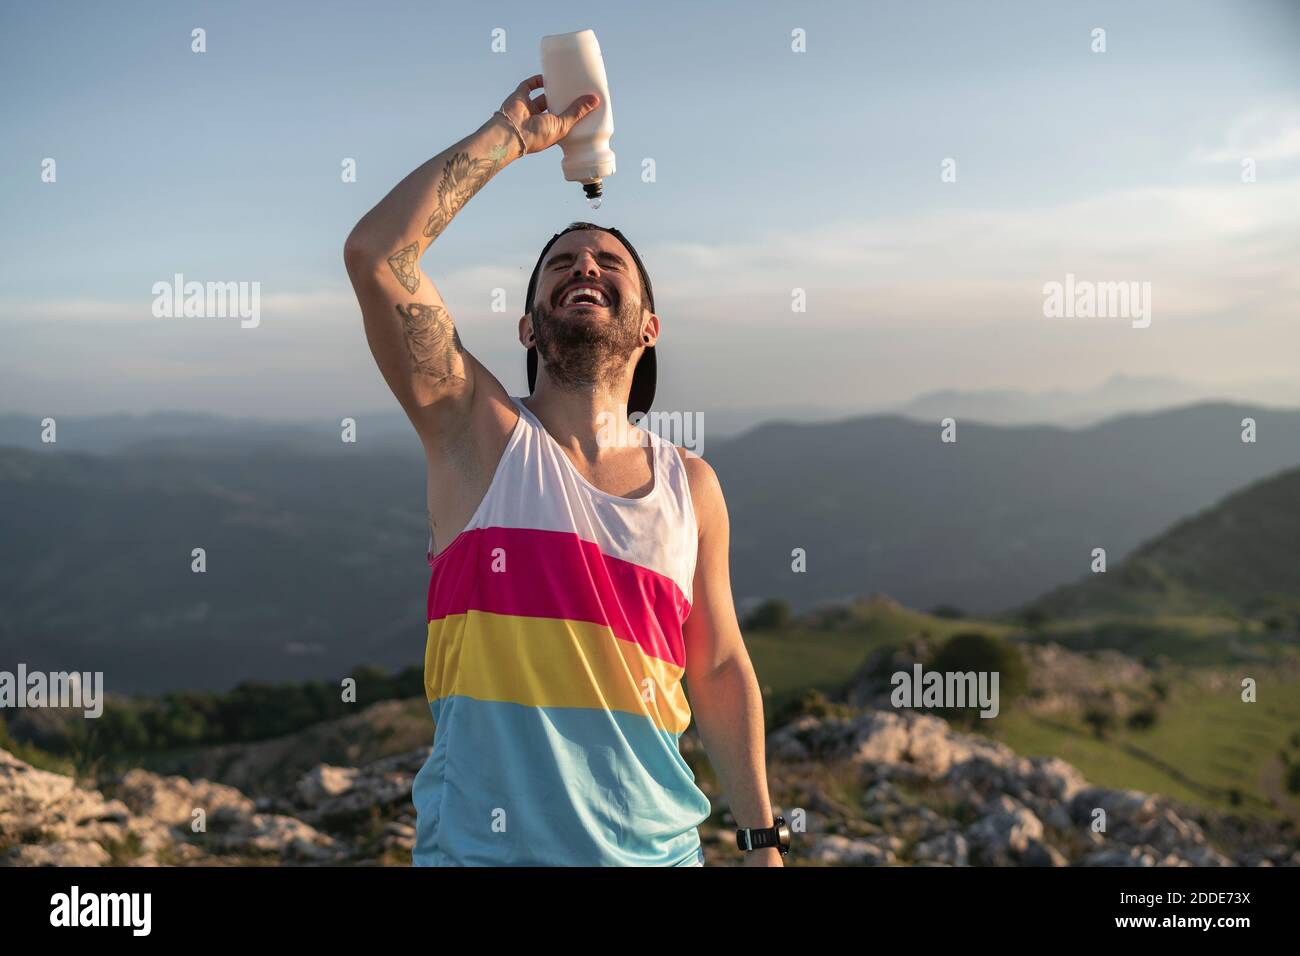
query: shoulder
[{"left": 672, "top": 447, "right": 726, "bottom": 535}]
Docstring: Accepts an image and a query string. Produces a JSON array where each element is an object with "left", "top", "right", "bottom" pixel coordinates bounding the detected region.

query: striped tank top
[{"left": 411, "top": 394, "right": 711, "bottom": 866}]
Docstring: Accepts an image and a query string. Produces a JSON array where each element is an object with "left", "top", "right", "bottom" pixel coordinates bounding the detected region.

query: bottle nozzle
[{"left": 583, "top": 180, "right": 603, "bottom": 209}]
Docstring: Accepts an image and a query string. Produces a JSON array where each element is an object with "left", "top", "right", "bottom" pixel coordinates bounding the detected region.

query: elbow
[
  {"left": 343, "top": 231, "right": 373, "bottom": 280},
  {"left": 343, "top": 224, "right": 385, "bottom": 280}
]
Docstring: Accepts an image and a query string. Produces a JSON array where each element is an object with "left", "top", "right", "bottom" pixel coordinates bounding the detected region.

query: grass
[
  {"left": 1022, "top": 618, "right": 1299, "bottom": 667},
  {"left": 739, "top": 602, "right": 1018, "bottom": 716},
  {"left": 991, "top": 677, "right": 1300, "bottom": 821}
]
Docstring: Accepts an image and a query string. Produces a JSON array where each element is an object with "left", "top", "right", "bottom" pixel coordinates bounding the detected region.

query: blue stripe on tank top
[{"left": 412, "top": 697, "right": 710, "bottom": 866}]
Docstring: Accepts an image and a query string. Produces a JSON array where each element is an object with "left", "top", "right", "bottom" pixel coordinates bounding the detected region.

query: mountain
[
  {"left": 892, "top": 374, "right": 1300, "bottom": 427},
  {"left": 4, "top": 401, "right": 1300, "bottom": 692},
  {"left": 705, "top": 402, "right": 1300, "bottom": 616},
  {"left": 1027, "top": 466, "right": 1300, "bottom": 620},
  {"left": 0, "top": 443, "right": 428, "bottom": 693},
  {"left": 0, "top": 410, "right": 416, "bottom": 455}
]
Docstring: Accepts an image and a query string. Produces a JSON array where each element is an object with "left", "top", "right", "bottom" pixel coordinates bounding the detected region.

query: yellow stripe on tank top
[{"left": 424, "top": 609, "right": 692, "bottom": 735}]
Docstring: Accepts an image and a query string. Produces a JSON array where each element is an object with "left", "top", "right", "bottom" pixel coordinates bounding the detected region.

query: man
[{"left": 343, "top": 75, "right": 785, "bottom": 866}]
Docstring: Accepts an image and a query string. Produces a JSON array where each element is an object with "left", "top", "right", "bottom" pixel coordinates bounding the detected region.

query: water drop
[{"left": 587, "top": 195, "right": 603, "bottom": 210}]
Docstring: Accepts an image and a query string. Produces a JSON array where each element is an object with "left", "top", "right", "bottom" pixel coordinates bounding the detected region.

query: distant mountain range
[
  {"left": 0, "top": 443, "right": 429, "bottom": 693},
  {"left": 706, "top": 374, "right": 1300, "bottom": 434},
  {"left": 1027, "top": 466, "right": 1300, "bottom": 620},
  {"left": 2, "top": 400, "right": 1299, "bottom": 692},
  {"left": 891, "top": 374, "right": 1300, "bottom": 428},
  {"left": 705, "top": 401, "right": 1300, "bottom": 617},
  {"left": 6, "top": 375, "right": 1299, "bottom": 447}
]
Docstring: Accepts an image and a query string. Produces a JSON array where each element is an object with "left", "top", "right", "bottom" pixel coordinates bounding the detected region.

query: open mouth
[{"left": 557, "top": 284, "right": 611, "bottom": 309}]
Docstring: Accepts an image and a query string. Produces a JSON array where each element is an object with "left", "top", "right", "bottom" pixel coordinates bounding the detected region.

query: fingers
[
  {"left": 514, "top": 74, "right": 544, "bottom": 97},
  {"left": 530, "top": 92, "right": 547, "bottom": 114},
  {"left": 561, "top": 93, "right": 600, "bottom": 122}
]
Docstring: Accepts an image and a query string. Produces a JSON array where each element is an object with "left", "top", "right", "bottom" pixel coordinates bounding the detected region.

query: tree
[
  {"left": 745, "top": 599, "right": 793, "bottom": 631},
  {"left": 1083, "top": 705, "right": 1116, "bottom": 740},
  {"left": 927, "top": 632, "right": 1028, "bottom": 726}
]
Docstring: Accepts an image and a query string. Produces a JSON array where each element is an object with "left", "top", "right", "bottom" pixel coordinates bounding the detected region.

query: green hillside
[{"left": 1026, "top": 466, "right": 1300, "bottom": 623}]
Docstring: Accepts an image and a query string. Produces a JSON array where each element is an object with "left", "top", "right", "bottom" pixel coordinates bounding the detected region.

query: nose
[{"left": 571, "top": 250, "right": 602, "bottom": 278}]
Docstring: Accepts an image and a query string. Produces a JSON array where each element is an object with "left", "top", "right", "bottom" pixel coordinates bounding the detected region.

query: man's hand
[
  {"left": 742, "top": 847, "right": 785, "bottom": 867},
  {"left": 498, "top": 74, "right": 600, "bottom": 156}
]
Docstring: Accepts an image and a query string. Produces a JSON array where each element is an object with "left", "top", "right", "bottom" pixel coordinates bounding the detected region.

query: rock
[
  {"left": 1020, "top": 838, "right": 1069, "bottom": 867},
  {"left": 381, "top": 822, "right": 416, "bottom": 852},
  {"left": 1080, "top": 844, "right": 1188, "bottom": 867},
  {"left": 810, "top": 834, "right": 896, "bottom": 866},
  {"left": 115, "top": 768, "right": 254, "bottom": 827},
  {"left": 1068, "top": 788, "right": 1208, "bottom": 855},
  {"left": 293, "top": 755, "right": 418, "bottom": 826},
  {"left": 1179, "top": 844, "right": 1233, "bottom": 867},
  {"left": 5, "top": 840, "right": 111, "bottom": 867},
  {"left": 295, "top": 765, "right": 359, "bottom": 805},
  {"left": 964, "top": 797, "right": 1044, "bottom": 865},
  {"left": 0, "top": 749, "right": 174, "bottom": 865},
  {"left": 209, "top": 812, "right": 340, "bottom": 862},
  {"left": 912, "top": 831, "right": 969, "bottom": 866}
]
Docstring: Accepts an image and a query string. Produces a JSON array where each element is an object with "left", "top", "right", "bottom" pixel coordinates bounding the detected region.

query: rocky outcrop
[
  {"left": 0, "top": 747, "right": 183, "bottom": 866},
  {"left": 0, "top": 745, "right": 425, "bottom": 867},
  {"left": 767, "top": 707, "right": 1298, "bottom": 867}
]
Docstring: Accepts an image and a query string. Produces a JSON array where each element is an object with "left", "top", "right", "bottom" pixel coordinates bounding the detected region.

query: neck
[{"left": 524, "top": 374, "right": 636, "bottom": 458}]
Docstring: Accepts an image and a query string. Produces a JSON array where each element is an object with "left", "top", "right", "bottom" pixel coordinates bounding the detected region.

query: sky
[{"left": 2, "top": 0, "right": 1299, "bottom": 422}]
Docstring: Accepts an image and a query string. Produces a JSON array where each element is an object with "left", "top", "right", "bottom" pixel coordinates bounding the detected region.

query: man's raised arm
[{"left": 342, "top": 75, "right": 598, "bottom": 443}]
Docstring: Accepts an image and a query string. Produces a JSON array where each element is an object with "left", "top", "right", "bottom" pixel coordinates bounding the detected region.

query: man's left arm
[{"left": 679, "top": 454, "right": 783, "bottom": 867}]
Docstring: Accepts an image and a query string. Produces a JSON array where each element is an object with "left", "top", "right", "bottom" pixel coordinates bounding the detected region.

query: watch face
[{"left": 775, "top": 817, "right": 791, "bottom": 849}]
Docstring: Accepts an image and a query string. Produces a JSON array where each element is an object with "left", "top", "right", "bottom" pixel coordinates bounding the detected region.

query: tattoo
[
  {"left": 422, "top": 150, "right": 506, "bottom": 240},
  {"left": 386, "top": 242, "right": 421, "bottom": 294},
  {"left": 395, "top": 302, "right": 464, "bottom": 382}
]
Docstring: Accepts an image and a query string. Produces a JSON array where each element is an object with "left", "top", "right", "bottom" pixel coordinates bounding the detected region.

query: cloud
[
  {"left": 6, "top": 170, "right": 1298, "bottom": 339},
  {"left": 1193, "top": 104, "right": 1300, "bottom": 164},
  {"left": 637, "top": 173, "right": 1300, "bottom": 331}
]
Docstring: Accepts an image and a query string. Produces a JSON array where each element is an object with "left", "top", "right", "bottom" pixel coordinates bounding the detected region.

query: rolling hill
[{"left": 1026, "top": 465, "right": 1300, "bottom": 620}]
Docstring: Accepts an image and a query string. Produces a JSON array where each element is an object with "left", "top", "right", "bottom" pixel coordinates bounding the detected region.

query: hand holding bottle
[{"left": 497, "top": 74, "right": 600, "bottom": 157}]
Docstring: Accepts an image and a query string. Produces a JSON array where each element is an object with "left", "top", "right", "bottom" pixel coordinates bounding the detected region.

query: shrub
[
  {"left": 1020, "top": 607, "right": 1050, "bottom": 628},
  {"left": 1126, "top": 706, "right": 1159, "bottom": 731},
  {"left": 1083, "top": 706, "right": 1116, "bottom": 740},
  {"left": 745, "top": 598, "right": 793, "bottom": 631},
  {"left": 926, "top": 632, "right": 1028, "bottom": 725},
  {"left": 1286, "top": 763, "right": 1300, "bottom": 796}
]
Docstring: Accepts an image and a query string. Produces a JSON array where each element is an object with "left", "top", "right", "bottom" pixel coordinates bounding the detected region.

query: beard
[{"left": 531, "top": 287, "right": 644, "bottom": 392}]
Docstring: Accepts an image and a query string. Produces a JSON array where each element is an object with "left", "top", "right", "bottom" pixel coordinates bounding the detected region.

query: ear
[
  {"left": 518, "top": 314, "right": 535, "bottom": 348},
  {"left": 640, "top": 311, "right": 661, "bottom": 347}
]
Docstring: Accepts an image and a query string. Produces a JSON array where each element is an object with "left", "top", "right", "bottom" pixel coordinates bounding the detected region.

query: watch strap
[{"left": 736, "top": 816, "right": 789, "bottom": 854}]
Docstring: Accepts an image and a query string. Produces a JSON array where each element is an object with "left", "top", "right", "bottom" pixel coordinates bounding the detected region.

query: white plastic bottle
[{"left": 540, "top": 29, "right": 615, "bottom": 206}]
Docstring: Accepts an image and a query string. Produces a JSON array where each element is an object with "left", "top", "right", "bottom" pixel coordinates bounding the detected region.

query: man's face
[{"left": 526, "top": 230, "right": 652, "bottom": 391}]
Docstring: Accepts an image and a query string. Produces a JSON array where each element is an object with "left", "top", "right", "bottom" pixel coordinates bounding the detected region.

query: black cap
[{"left": 525, "top": 223, "right": 656, "bottom": 418}]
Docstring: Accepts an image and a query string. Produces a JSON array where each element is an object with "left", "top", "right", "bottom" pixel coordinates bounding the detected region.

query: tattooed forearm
[
  {"left": 395, "top": 302, "right": 464, "bottom": 383},
  {"left": 387, "top": 242, "right": 421, "bottom": 294},
  {"left": 422, "top": 145, "right": 509, "bottom": 240}
]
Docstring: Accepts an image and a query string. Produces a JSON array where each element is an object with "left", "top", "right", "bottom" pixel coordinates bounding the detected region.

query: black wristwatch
[{"left": 736, "top": 815, "right": 790, "bottom": 856}]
